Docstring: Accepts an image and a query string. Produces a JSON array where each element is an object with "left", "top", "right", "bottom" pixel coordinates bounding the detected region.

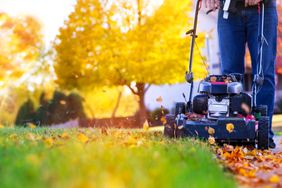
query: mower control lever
[{"left": 186, "top": 29, "right": 198, "bottom": 38}]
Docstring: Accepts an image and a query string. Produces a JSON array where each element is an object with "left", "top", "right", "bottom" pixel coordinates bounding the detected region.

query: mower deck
[{"left": 182, "top": 118, "right": 256, "bottom": 143}]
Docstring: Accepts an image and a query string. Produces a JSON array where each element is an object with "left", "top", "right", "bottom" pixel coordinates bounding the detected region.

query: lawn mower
[{"left": 164, "top": 0, "right": 270, "bottom": 149}]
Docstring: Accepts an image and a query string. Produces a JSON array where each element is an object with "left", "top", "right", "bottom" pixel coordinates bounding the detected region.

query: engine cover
[{"left": 208, "top": 97, "right": 230, "bottom": 119}]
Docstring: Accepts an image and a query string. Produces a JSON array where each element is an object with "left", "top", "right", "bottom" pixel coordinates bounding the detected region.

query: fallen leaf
[
  {"left": 60, "top": 132, "right": 69, "bottom": 139},
  {"left": 27, "top": 133, "right": 36, "bottom": 141},
  {"left": 77, "top": 133, "right": 89, "bottom": 144},
  {"left": 27, "top": 123, "right": 36, "bottom": 129},
  {"left": 160, "top": 116, "right": 167, "bottom": 125},
  {"left": 208, "top": 136, "right": 215, "bottom": 145},
  {"left": 269, "top": 175, "right": 280, "bottom": 183},
  {"left": 143, "top": 120, "right": 149, "bottom": 131},
  {"left": 208, "top": 127, "right": 215, "bottom": 135},
  {"left": 9, "top": 134, "right": 17, "bottom": 140},
  {"left": 226, "top": 123, "right": 234, "bottom": 133},
  {"left": 44, "top": 137, "right": 54, "bottom": 147}
]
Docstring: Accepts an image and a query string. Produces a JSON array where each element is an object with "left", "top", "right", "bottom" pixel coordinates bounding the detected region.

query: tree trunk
[
  {"left": 111, "top": 90, "right": 122, "bottom": 119},
  {"left": 126, "top": 82, "right": 151, "bottom": 127},
  {"left": 136, "top": 83, "right": 147, "bottom": 127}
]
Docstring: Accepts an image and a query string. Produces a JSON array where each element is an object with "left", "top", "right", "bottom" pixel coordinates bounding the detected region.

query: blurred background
[{"left": 0, "top": 0, "right": 281, "bottom": 128}]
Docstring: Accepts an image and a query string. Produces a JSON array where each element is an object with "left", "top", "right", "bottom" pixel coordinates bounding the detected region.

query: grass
[
  {"left": 0, "top": 128, "right": 236, "bottom": 188},
  {"left": 275, "top": 131, "right": 282, "bottom": 136}
]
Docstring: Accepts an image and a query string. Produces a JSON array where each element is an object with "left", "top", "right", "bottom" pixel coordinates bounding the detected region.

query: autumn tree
[
  {"left": 55, "top": 0, "right": 207, "bottom": 125},
  {"left": 0, "top": 13, "right": 47, "bottom": 124},
  {"left": 0, "top": 13, "right": 43, "bottom": 89}
]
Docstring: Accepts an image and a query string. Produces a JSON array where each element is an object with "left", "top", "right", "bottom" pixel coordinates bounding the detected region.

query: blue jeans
[{"left": 217, "top": 2, "right": 278, "bottom": 139}]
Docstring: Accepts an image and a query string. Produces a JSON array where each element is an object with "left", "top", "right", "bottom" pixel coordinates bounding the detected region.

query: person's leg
[
  {"left": 246, "top": 6, "right": 278, "bottom": 143},
  {"left": 218, "top": 10, "right": 247, "bottom": 75}
]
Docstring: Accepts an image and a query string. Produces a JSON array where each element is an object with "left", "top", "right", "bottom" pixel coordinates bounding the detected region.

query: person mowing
[{"left": 204, "top": 0, "right": 278, "bottom": 148}]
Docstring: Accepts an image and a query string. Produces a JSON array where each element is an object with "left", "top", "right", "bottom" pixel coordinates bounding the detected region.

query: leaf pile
[{"left": 215, "top": 145, "right": 282, "bottom": 187}]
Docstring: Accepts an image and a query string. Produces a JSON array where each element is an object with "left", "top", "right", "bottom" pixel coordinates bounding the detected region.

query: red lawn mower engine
[{"left": 193, "top": 74, "right": 252, "bottom": 119}]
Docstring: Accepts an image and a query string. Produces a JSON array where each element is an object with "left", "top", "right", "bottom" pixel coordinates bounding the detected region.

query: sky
[{"left": 0, "top": 0, "right": 77, "bottom": 43}]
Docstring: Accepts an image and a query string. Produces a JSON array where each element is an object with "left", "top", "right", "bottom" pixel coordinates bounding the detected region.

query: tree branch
[
  {"left": 144, "top": 84, "right": 151, "bottom": 93},
  {"left": 127, "top": 84, "right": 138, "bottom": 95}
]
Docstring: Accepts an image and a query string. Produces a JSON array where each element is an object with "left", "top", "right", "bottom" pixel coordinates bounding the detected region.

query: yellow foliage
[{"left": 54, "top": 0, "right": 207, "bottom": 90}]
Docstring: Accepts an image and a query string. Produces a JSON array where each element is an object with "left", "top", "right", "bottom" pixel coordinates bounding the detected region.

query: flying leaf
[
  {"left": 156, "top": 96, "right": 163, "bottom": 103},
  {"left": 60, "top": 132, "right": 69, "bottom": 139}
]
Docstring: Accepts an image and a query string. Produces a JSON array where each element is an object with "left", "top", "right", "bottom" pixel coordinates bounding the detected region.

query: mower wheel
[
  {"left": 175, "top": 102, "right": 186, "bottom": 116},
  {"left": 175, "top": 126, "right": 185, "bottom": 138},
  {"left": 257, "top": 116, "right": 269, "bottom": 150},
  {"left": 164, "top": 114, "right": 175, "bottom": 138}
]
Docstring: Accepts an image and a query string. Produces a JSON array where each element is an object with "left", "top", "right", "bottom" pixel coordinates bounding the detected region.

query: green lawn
[{"left": 0, "top": 128, "right": 236, "bottom": 188}]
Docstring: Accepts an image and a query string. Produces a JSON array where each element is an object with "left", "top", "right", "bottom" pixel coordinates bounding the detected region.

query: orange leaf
[
  {"left": 143, "top": 120, "right": 149, "bottom": 131},
  {"left": 27, "top": 123, "right": 36, "bottom": 129},
  {"left": 208, "top": 127, "right": 215, "bottom": 135},
  {"left": 269, "top": 175, "right": 280, "bottom": 183},
  {"left": 77, "top": 133, "right": 89, "bottom": 144},
  {"left": 44, "top": 137, "right": 54, "bottom": 147},
  {"left": 208, "top": 136, "right": 215, "bottom": 145},
  {"left": 160, "top": 116, "right": 167, "bottom": 125},
  {"left": 226, "top": 123, "right": 234, "bottom": 133}
]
